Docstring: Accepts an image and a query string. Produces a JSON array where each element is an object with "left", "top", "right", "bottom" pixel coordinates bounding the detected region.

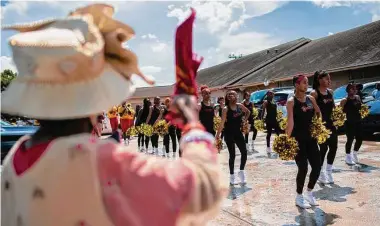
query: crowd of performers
[{"left": 100, "top": 71, "right": 370, "bottom": 210}]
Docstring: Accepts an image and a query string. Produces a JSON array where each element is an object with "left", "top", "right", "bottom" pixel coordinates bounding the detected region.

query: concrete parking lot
[{"left": 124, "top": 132, "right": 380, "bottom": 226}]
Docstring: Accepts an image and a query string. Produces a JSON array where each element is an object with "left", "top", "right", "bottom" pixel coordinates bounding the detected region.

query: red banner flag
[{"left": 166, "top": 8, "right": 203, "bottom": 128}]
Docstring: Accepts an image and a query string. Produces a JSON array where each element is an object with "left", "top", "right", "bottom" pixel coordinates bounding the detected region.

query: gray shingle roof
[
  {"left": 130, "top": 84, "right": 174, "bottom": 99},
  {"left": 196, "top": 38, "right": 310, "bottom": 88},
  {"left": 234, "top": 21, "right": 380, "bottom": 86}
]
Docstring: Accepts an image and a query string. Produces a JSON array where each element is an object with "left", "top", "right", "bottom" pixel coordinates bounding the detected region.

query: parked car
[
  {"left": 250, "top": 87, "right": 299, "bottom": 117},
  {"left": 361, "top": 99, "right": 380, "bottom": 136},
  {"left": 333, "top": 81, "right": 379, "bottom": 105},
  {"left": 270, "top": 88, "right": 312, "bottom": 118},
  {"left": 1, "top": 120, "right": 38, "bottom": 162}
]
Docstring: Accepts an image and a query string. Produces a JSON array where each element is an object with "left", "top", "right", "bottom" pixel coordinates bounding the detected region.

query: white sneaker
[
  {"left": 246, "top": 144, "right": 250, "bottom": 151},
  {"left": 352, "top": 151, "right": 359, "bottom": 164},
  {"left": 230, "top": 174, "right": 238, "bottom": 186},
  {"left": 295, "top": 194, "right": 311, "bottom": 209},
  {"left": 172, "top": 152, "right": 176, "bottom": 158},
  {"left": 345, "top": 154, "right": 355, "bottom": 165},
  {"left": 318, "top": 171, "right": 328, "bottom": 184},
  {"left": 304, "top": 191, "right": 319, "bottom": 206},
  {"left": 238, "top": 171, "right": 246, "bottom": 185},
  {"left": 155, "top": 148, "right": 159, "bottom": 155},
  {"left": 326, "top": 164, "right": 334, "bottom": 184}
]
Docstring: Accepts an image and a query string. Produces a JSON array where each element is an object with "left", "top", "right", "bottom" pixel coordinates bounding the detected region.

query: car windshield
[
  {"left": 362, "top": 84, "right": 376, "bottom": 96},
  {"left": 274, "top": 93, "right": 289, "bottom": 103},
  {"left": 333, "top": 86, "right": 347, "bottom": 100},
  {"left": 250, "top": 90, "right": 267, "bottom": 103}
]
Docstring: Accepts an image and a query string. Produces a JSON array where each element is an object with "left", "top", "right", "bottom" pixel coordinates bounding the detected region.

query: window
[
  {"left": 362, "top": 84, "right": 376, "bottom": 96},
  {"left": 250, "top": 90, "right": 267, "bottom": 104},
  {"left": 333, "top": 86, "right": 347, "bottom": 100}
]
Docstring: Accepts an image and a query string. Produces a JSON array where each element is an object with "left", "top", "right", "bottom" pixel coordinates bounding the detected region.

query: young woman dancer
[
  {"left": 158, "top": 98, "right": 177, "bottom": 157},
  {"left": 286, "top": 75, "right": 322, "bottom": 209},
  {"left": 119, "top": 102, "right": 135, "bottom": 145},
  {"left": 214, "top": 96, "right": 225, "bottom": 139},
  {"left": 146, "top": 96, "right": 161, "bottom": 155},
  {"left": 261, "top": 90, "right": 281, "bottom": 153},
  {"left": 341, "top": 84, "right": 363, "bottom": 165},
  {"left": 199, "top": 85, "right": 216, "bottom": 135},
  {"left": 311, "top": 71, "right": 337, "bottom": 184},
  {"left": 107, "top": 106, "right": 119, "bottom": 132},
  {"left": 136, "top": 98, "right": 151, "bottom": 152},
  {"left": 217, "top": 90, "right": 250, "bottom": 185},
  {"left": 242, "top": 91, "right": 257, "bottom": 151}
]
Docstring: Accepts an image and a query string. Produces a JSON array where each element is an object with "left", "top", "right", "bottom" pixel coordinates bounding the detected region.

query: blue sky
[{"left": 1, "top": 1, "right": 380, "bottom": 87}]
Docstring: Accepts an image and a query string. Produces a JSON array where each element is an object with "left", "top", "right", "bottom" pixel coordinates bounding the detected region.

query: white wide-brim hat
[{"left": 1, "top": 4, "right": 154, "bottom": 119}]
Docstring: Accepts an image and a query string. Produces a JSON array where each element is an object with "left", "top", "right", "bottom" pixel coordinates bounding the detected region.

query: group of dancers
[{"left": 112, "top": 71, "right": 365, "bottom": 210}]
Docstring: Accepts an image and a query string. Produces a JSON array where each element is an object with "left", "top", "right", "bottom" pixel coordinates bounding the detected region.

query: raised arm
[
  {"left": 285, "top": 97, "right": 294, "bottom": 136},
  {"left": 97, "top": 95, "right": 226, "bottom": 225}
]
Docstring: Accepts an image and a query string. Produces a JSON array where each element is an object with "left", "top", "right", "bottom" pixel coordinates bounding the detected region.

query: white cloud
[
  {"left": 1, "top": 56, "right": 17, "bottom": 72},
  {"left": 140, "top": 66, "right": 162, "bottom": 74},
  {"left": 141, "top": 34, "right": 157, "bottom": 39},
  {"left": 167, "top": 1, "right": 285, "bottom": 34},
  {"left": 328, "top": 32, "right": 334, "bottom": 35},
  {"left": 151, "top": 42, "right": 167, "bottom": 52},
  {"left": 373, "top": 13, "right": 380, "bottom": 22},
  {"left": 312, "top": 1, "right": 352, "bottom": 8}
]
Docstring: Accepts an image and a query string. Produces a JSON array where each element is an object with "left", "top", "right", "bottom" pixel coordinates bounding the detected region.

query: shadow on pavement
[
  {"left": 314, "top": 184, "right": 356, "bottom": 202},
  {"left": 293, "top": 207, "right": 340, "bottom": 226},
  {"left": 332, "top": 163, "right": 380, "bottom": 174},
  {"left": 227, "top": 185, "right": 253, "bottom": 200}
]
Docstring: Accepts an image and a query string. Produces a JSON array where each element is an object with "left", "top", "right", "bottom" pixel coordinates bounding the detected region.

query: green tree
[{"left": 1, "top": 69, "right": 17, "bottom": 92}]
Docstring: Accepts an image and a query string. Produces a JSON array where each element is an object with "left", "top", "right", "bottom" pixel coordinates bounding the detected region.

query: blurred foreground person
[{"left": 1, "top": 4, "right": 225, "bottom": 226}]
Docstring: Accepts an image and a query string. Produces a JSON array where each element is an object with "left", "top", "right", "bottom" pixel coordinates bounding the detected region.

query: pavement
[{"left": 121, "top": 132, "right": 380, "bottom": 226}]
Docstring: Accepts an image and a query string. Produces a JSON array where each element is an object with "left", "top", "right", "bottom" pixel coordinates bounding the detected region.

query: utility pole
[{"left": 228, "top": 53, "right": 243, "bottom": 60}]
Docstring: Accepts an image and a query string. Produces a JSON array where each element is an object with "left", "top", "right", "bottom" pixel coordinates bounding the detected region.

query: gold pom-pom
[
  {"left": 279, "top": 118, "right": 287, "bottom": 130},
  {"left": 360, "top": 104, "right": 370, "bottom": 119},
  {"left": 241, "top": 120, "right": 249, "bottom": 134},
  {"left": 141, "top": 123, "right": 153, "bottom": 137},
  {"left": 251, "top": 107, "right": 259, "bottom": 119},
  {"left": 331, "top": 106, "right": 346, "bottom": 128},
  {"left": 214, "top": 116, "right": 222, "bottom": 132},
  {"left": 276, "top": 110, "right": 283, "bottom": 122},
  {"left": 135, "top": 126, "right": 141, "bottom": 134},
  {"left": 215, "top": 137, "right": 223, "bottom": 153},
  {"left": 254, "top": 120, "right": 265, "bottom": 131},
  {"left": 126, "top": 126, "right": 138, "bottom": 137},
  {"left": 153, "top": 120, "right": 169, "bottom": 137},
  {"left": 310, "top": 116, "right": 332, "bottom": 144},
  {"left": 273, "top": 134, "right": 299, "bottom": 160}
]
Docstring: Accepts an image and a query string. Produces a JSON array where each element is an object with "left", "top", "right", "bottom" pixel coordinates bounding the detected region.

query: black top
[
  {"left": 243, "top": 101, "right": 254, "bottom": 123},
  {"left": 136, "top": 108, "right": 149, "bottom": 126},
  {"left": 214, "top": 104, "right": 223, "bottom": 117},
  {"left": 199, "top": 102, "right": 215, "bottom": 134},
  {"left": 292, "top": 96, "right": 315, "bottom": 140},
  {"left": 316, "top": 89, "right": 335, "bottom": 130},
  {"left": 266, "top": 101, "right": 277, "bottom": 122},
  {"left": 225, "top": 105, "right": 244, "bottom": 133},
  {"left": 344, "top": 97, "right": 362, "bottom": 123},
  {"left": 148, "top": 106, "right": 161, "bottom": 125}
]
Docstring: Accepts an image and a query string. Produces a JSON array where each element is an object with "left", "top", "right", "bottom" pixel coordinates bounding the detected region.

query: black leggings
[
  {"left": 295, "top": 138, "right": 321, "bottom": 194},
  {"left": 176, "top": 128, "right": 182, "bottom": 157},
  {"left": 225, "top": 131, "right": 247, "bottom": 175},
  {"left": 164, "top": 126, "right": 177, "bottom": 153},
  {"left": 138, "top": 133, "right": 145, "bottom": 147},
  {"left": 320, "top": 130, "right": 338, "bottom": 165},
  {"left": 345, "top": 121, "right": 363, "bottom": 154},
  {"left": 244, "top": 124, "right": 257, "bottom": 144},
  {"left": 150, "top": 134, "right": 159, "bottom": 148},
  {"left": 266, "top": 121, "right": 280, "bottom": 147}
]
